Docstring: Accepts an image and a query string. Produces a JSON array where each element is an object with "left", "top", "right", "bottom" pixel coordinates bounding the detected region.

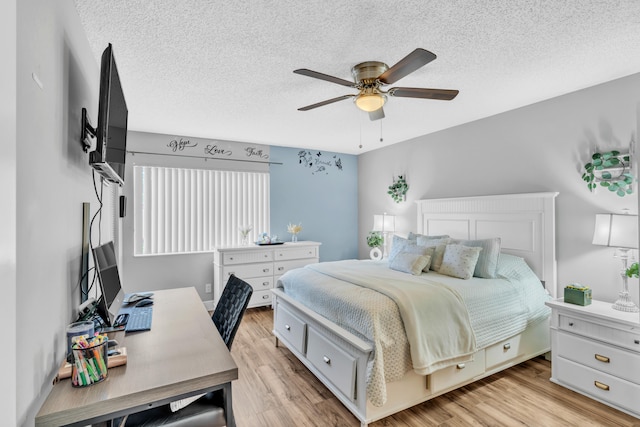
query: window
[{"left": 133, "top": 166, "right": 269, "bottom": 255}]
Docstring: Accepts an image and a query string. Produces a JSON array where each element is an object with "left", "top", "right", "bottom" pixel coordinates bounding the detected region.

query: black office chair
[{"left": 122, "top": 275, "right": 253, "bottom": 427}]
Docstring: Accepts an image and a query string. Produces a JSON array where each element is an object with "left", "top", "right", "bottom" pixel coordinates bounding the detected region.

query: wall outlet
[{"left": 205, "top": 283, "right": 212, "bottom": 293}]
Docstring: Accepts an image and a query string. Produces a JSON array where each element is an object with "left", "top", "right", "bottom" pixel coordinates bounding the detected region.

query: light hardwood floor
[{"left": 230, "top": 307, "right": 640, "bottom": 427}]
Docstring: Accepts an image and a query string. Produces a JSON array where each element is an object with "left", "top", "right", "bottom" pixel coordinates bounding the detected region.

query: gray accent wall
[{"left": 358, "top": 72, "right": 640, "bottom": 304}]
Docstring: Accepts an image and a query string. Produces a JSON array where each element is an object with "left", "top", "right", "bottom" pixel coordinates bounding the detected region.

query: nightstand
[{"left": 546, "top": 299, "right": 640, "bottom": 419}]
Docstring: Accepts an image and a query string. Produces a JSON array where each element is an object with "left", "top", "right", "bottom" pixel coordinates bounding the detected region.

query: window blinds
[{"left": 133, "top": 166, "right": 270, "bottom": 255}]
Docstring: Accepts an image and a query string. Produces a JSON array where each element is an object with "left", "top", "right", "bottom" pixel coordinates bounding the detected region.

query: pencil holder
[{"left": 71, "top": 340, "right": 108, "bottom": 387}]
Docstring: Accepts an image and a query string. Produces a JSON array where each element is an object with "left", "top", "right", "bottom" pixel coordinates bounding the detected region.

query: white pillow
[
  {"left": 387, "top": 235, "right": 414, "bottom": 263},
  {"left": 389, "top": 252, "right": 431, "bottom": 275},
  {"left": 438, "top": 244, "right": 482, "bottom": 279},
  {"left": 450, "top": 237, "right": 501, "bottom": 278}
]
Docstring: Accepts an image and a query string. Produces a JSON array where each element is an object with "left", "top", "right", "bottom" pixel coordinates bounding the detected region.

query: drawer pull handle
[
  {"left": 284, "top": 324, "right": 290, "bottom": 331},
  {"left": 594, "top": 354, "right": 610, "bottom": 363},
  {"left": 264, "top": 254, "right": 268, "bottom": 258},
  {"left": 229, "top": 257, "right": 234, "bottom": 261},
  {"left": 503, "top": 343, "right": 511, "bottom": 351},
  {"left": 263, "top": 268, "right": 270, "bottom": 273},
  {"left": 456, "top": 363, "right": 466, "bottom": 370},
  {"left": 594, "top": 381, "right": 610, "bottom": 391},
  {"left": 323, "top": 356, "right": 331, "bottom": 365},
  {"left": 263, "top": 282, "right": 269, "bottom": 287},
  {"left": 262, "top": 295, "right": 269, "bottom": 300},
  {"left": 278, "top": 267, "right": 284, "bottom": 271},
  {"left": 635, "top": 339, "right": 639, "bottom": 345},
  {"left": 568, "top": 322, "right": 574, "bottom": 327}
]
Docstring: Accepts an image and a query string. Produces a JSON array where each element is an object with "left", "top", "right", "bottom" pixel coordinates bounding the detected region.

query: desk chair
[{"left": 122, "top": 275, "right": 253, "bottom": 427}]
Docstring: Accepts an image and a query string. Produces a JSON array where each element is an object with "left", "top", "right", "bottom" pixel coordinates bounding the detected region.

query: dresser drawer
[
  {"left": 274, "top": 304, "right": 306, "bottom": 354},
  {"left": 559, "top": 314, "right": 640, "bottom": 352},
  {"left": 556, "top": 331, "right": 640, "bottom": 384},
  {"left": 222, "top": 262, "right": 273, "bottom": 279},
  {"left": 486, "top": 334, "right": 522, "bottom": 369},
  {"left": 245, "top": 276, "right": 274, "bottom": 291},
  {"left": 249, "top": 289, "right": 272, "bottom": 307},
  {"left": 431, "top": 350, "right": 485, "bottom": 393},
  {"left": 306, "top": 327, "right": 357, "bottom": 400},
  {"left": 275, "top": 246, "right": 318, "bottom": 261},
  {"left": 555, "top": 357, "right": 640, "bottom": 414},
  {"left": 222, "top": 250, "right": 273, "bottom": 265},
  {"left": 274, "top": 259, "right": 317, "bottom": 276}
]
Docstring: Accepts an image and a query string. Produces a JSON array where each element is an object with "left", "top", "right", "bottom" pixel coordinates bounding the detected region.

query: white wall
[
  {"left": 359, "top": 72, "right": 640, "bottom": 305},
  {"left": 2, "top": 0, "right": 17, "bottom": 425},
  {"left": 16, "top": 1, "right": 105, "bottom": 425}
]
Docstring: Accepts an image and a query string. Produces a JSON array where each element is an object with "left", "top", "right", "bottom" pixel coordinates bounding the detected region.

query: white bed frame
[{"left": 272, "top": 192, "right": 559, "bottom": 426}]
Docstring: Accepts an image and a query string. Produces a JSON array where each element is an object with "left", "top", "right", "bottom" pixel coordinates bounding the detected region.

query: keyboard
[{"left": 124, "top": 306, "right": 153, "bottom": 332}]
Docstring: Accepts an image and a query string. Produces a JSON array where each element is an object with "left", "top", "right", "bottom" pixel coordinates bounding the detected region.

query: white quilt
[{"left": 277, "top": 253, "right": 551, "bottom": 407}]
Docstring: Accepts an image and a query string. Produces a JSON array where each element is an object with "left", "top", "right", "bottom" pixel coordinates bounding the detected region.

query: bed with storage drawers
[{"left": 271, "top": 193, "right": 558, "bottom": 426}]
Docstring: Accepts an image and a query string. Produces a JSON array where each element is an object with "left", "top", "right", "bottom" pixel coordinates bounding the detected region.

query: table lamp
[
  {"left": 592, "top": 213, "right": 639, "bottom": 312},
  {"left": 373, "top": 213, "right": 396, "bottom": 258}
]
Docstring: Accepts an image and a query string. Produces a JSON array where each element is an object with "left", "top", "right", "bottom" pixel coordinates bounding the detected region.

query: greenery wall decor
[
  {"left": 582, "top": 150, "right": 634, "bottom": 197},
  {"left": 388, "top": 175, "right": 409, "bottom": 203}
]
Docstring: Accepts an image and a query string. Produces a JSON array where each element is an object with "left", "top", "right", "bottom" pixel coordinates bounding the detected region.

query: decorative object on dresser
[
  {"left": 592, "top": 213, "right": 639, "bottom": 312},
  {"left": 366, "top": 231, "right": 383, "bottom": 261},
  {"left": 238, "top": 225, "right": 253, "bottom": 246},
  {"left": 213, "top": 242, "right": 320, "bottom": 309},
  {"left": 287, "top": 222, "right": 302, "bottom": 242},
  {"left": 372, "top": 213, "right": 395, "bottom": 258},
  {"left": 546, "top": 299, "right": 640, "bottom": 420}
]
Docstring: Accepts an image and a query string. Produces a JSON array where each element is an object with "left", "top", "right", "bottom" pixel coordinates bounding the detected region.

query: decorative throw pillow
[
  {"left": 389, "top": 252, "right": 431, "bottom": 275},
  {"left": 416, "top": 237, "right": 451, "bottom": 271},
  {"left": 450, "top": 237, "right": 501, "bottom": 278},
  {"left": 439, "top": 244, "right": 482, "bottom": 279},
  {"left": 400, "top": 245, "right": 434, "bottom": 271}
]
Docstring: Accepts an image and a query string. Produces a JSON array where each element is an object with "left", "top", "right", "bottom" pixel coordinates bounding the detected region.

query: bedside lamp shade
[
  {"left": 592, "top": 214, "right": 638, "bottom": 249},
  {"left": 593, "top": 213, "right": 639, "bottom": 313},
  {"left": 373, "top": 214, "right": 395, "bottom": 233}
]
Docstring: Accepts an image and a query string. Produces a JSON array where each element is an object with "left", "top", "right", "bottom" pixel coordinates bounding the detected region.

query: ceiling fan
[{"left": 294, "top": 48, "right": 459, "bottom": 121}]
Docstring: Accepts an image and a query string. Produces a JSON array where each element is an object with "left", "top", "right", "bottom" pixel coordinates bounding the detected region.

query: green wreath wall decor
[
  {"left": 582, "top": 150, "right": 634, "bottom": 197},
  {"left": 388, "top": 175, "right": 408, "bottom": 203}
]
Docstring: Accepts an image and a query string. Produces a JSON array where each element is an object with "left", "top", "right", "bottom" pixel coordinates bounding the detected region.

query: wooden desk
[{"left": 35, "top": 288, "right": 238, "bottom": 427}]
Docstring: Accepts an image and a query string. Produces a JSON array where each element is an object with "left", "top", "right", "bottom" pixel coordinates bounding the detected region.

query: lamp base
[{"left": 612, "top": 291, "right": 640, "bottom": 313}]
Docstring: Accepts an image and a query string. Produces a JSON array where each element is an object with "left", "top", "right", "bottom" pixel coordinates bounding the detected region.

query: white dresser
[
  {"left": 213, "top": 241, "right": 321, "bottom": 309},
  {"left": 546, "top": 299, "right": 640, "bottom": 419}
]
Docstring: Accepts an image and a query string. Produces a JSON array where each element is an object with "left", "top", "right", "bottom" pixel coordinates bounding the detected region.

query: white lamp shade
[
  {"left": 592, "top": 213, "right": 639, "bottom": 249},
  {"left": 373, "top": 214, "right": 396, "bottom": 233}
]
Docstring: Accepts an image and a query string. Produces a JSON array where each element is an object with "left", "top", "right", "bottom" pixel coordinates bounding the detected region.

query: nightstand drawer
[
  {"left": 559, "top": 314, "right": 640, "bottom": 352},
  {"left": 556, "top": 357, "right": 640, "bottom": 415},
  {"left": 557, "top": 331, "right": 640, "bottom": 383}
]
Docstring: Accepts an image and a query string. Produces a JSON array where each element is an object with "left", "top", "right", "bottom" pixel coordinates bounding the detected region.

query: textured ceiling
[{"left": 74, "top": 0, "right": 640, "bottom": 155}]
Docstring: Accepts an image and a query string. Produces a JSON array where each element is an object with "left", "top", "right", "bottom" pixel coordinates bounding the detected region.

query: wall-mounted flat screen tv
[{"left": 89, "top": 43, "right": 128, "bottom": 186}]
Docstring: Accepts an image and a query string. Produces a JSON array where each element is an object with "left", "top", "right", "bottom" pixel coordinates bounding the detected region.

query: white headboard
[{"left": 416, "top": 192, "right": 559, "bottom": 297}]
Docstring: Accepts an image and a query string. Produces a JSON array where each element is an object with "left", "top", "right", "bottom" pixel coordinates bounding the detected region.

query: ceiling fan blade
[
  {"left": 388, "top": 87, "right": 459, "bottom": 100},
  {"left": 294, "top": 69, "right": 356, "bottom": 87},
  {"left": 378, "top": 48, "right": 437, "bottom": 85},
  {"left": 369, "top": 108, "right": 385, "bottom": 121},
  {"left": 298, "top": 95, "right": 354, "bottom": 111}
]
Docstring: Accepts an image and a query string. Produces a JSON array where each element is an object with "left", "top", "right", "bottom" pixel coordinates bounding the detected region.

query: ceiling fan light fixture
[{"left": 355, "top": 93, "right": 386, "bottom": 112}]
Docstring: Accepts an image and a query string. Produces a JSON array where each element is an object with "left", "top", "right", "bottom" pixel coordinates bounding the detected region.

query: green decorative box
[{"left": 564, "top": 284, "right": 592, "bottom": 306}]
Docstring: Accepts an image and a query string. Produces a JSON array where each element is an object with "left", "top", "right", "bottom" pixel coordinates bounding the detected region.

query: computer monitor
[{"left": 92, "top": 241, "right": 125, "bottom": 327}]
